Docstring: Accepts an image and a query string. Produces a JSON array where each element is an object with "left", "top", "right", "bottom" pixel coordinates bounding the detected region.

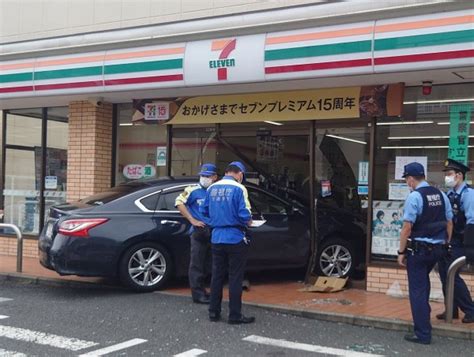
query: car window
[
  {"left": 248, "top": 189, "right": 289, "bottom": 214},
  {"left": 139, "top": 193, "right": 159, "bottom": 211},
  {"left": 156, "top": 190, "right": 181, "bottom": 211},
  {"left": 79, "top": 185, "right": 139, "bottom": 205}
]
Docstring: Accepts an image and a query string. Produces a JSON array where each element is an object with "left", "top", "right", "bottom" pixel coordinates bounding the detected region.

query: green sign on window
[{"left": 448, "top": 104, "right": 471, "bottom": 165}]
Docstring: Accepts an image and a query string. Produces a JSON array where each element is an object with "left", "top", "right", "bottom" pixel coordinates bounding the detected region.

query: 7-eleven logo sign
[{"left": 209, "top": 39, "right": 237, "bottom": 81}]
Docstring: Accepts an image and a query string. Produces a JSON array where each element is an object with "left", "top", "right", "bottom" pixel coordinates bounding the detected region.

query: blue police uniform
[
  {"left": 402, "top": 164, "right": 452, "bottom": 343},
  {"left": 175, "top": 163, "right": 216, "bottom": 302},
  {"left": 438, "top": 159, "right": 474, "bottom": 322},
  {"left": 201, "top": 162, "right": 253, "bottom": 323}
]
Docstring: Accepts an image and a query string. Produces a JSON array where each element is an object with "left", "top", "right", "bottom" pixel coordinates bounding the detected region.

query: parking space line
[
  {"left": 78, "top": 338, "right": 147, "bottom": 356},
  {"left": 0, "top": 325, "right": 98, "bottom": 351},
  {"left": 0, "top": 348, "right": 27, "bottom": 357},
  {"left": 173, "top": 349, "right": 207, "bottom": 357},
  {"left": 0, "top": 298, "right": 13, "bottom": 303},
  {"left": 243, "top": 335, "right": 385, "bottom": 357},
  {"left": 0, "top": 316, "right": 9, "bottom": 320}
]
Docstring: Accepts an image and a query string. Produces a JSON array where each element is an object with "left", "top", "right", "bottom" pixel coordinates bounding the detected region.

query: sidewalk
[{"left": 1, "top": 254, "right": 473, "bottom": 340}]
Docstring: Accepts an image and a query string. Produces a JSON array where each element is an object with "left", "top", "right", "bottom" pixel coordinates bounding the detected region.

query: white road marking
[
  {"left": 78, "top": 338, "right": 147, "bottom": 356},
  {"left": 0, "top": 325, "right": 98, "bottom": 351},
  {"left": 173, "top": 349, "right": 207, "bottom": 357},
  {"left": 0, "top": 298, "right": 13, "bottom": 303},
  {"left": 0, "top": 348, "right": 27, "bottom": 357},
  {"left": 243, "top": 335, "right": 385, "bottom": 357},
  {"left": 0, "top": 315, "right": 9, "bottom": 319}
]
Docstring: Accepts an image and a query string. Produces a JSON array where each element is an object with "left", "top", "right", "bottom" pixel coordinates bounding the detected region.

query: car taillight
[{"left": 58, "top": 218, "right": 108, "bottom": 237}]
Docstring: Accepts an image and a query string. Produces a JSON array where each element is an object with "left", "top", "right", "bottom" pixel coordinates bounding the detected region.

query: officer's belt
[{"left": 407, "top": 239, "right": 444, "bottom": 253}]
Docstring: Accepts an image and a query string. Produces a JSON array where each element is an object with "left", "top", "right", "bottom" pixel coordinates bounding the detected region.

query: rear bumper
[{"left": 38, "top": 234, "right": 119, "bottom": 277}]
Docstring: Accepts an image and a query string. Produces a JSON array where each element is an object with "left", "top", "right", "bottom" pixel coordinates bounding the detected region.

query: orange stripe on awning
[
  {"left": 104, "top": 47, "right": 185, "bottom": 61},
  {"left": 0, "top": 62, "right": 35, "bottom": 71},
  {"left": 265, "top": 26, "right": 373, "bottom": 45},
  {"left": 33, "top": 47, "right": 185, "bottom": 68},
  {"left": 211, "top": 39, "right": 233, "bottom": 51},
  {"left": 375, "top": 14, "right": 473, "bottom": 33}
]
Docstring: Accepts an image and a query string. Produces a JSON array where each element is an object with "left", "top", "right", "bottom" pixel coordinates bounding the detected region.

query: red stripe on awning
[
  {"left": 104, "top": 74, "right": 183, "bottom": 86},
  {"left": 35, "top": 81, "right": 103, "bottom": 91},
  {"left": 0, "top": 85, "right": 34, "bottom": 93},
  {"left": 265, "top": 58, "right": 372, "bottom": 74},
  {"left": 374, "top": 49, "right": 474, "bottom": 65}
]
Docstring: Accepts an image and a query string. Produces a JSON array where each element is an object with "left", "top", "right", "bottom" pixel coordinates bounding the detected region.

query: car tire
[
  {"left": 119, "top": 242, "right": 173, "bottom": 292},
  {"left": 315, "top": 238, "right": 355, "bottom": 278}
]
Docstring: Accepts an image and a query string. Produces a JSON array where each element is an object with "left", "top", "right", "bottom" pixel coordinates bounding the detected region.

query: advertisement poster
[
  {"left": 371, "top": 200, "right": 405, "bottom": 257},
  {"left": 394, "top": 156, "right": 427, "bottom": 180},
  {"left": 388, "top": 182, "right": 410, "bottom": 201},
  {"left": 144, "top": 102, "right": 170, "bottom": 121},
  {"left": 321, "top": 180, "right": 332, "bottom": 197},
  {"left": 156, "top": 147, "right": 167, "bottom": 167},
  {"left": 358, "top": 161, "right": 369, "bottom": 185}
]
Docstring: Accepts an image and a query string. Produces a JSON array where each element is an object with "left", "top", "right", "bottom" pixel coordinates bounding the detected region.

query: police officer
[
  {"left": 201, "top": 161, "right": 255, "bottom": 324},
  {"left": 437, "top": 159, "right": 474, "bottom": 323},
  {"left": 397, "top": 162, "right": 453, "bottom": 344},
  {"left": 175, "top": 163, "right": 218, "bottom": 304}
]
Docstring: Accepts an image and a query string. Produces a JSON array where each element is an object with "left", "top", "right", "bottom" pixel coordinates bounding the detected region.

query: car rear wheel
[
  {"left": 119, "top": 242, "right": 172, "bottom": 292},
  {"left": 315, "top": 238, "right": 355, "bottom": 278}
]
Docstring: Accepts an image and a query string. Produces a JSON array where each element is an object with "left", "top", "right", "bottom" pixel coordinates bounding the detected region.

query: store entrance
[
  {"left": 171, "top": 121, "right": 371, "bottom": 282},
  {"left": 309, "top": 124, "right": 370, "bottom": 279}
]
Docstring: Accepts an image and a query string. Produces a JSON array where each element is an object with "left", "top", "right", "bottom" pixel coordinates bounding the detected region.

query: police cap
[{"left": 442, "top": 158, "right": 470, "bottom": 174}]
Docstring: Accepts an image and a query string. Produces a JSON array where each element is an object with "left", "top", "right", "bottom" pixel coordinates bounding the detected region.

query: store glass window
[
  {"left": 371, "top": 84, "right": 473, "bottom": 260},
  {"left": 2, "top": 107, "right": 68, "bottom": 235},
  {"left": 116, "top": 103, "right": 168, "bottom": 184}
]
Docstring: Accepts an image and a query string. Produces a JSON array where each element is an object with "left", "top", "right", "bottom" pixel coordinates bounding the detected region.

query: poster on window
[
  {"left": 256, "top": 136, "right": 283, "bottom": 162},
  {"left": 394, "top": 156, "right": 427, "bottom": 180},
  {"left": 371, "top": 200, "right": 405, "bottom": 257}
]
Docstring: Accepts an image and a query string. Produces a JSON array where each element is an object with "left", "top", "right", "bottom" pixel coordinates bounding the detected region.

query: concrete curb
[{"left": 1, "top": 273, "right": 472, "bottom": 340}]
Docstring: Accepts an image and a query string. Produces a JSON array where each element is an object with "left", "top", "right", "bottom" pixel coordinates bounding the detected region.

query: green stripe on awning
[
  {"left": 265, "top": 40, "right": 372, "bottom": 61},
  {"left": 0, "top": 72, "right": 33, "bottom": 83},
  {"left": 104, "top": 59, "right": 183, "bottom": 75},
  {"left": 375, "top": 29, "right": 474, "bottom": 51},
  {"left": 35, "top": 66, "right": 103, "bottom": 80}
]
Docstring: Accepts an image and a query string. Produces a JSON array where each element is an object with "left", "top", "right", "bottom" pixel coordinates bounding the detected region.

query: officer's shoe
[
  {"left": 209, "top": 312, "right": 221, "bottom": 322},
  {"left": 436, "top": 310, "right": 459, "bottom": 320},
  {"left": 404, "top": 334, "right": 430, "bottom": 345},
  {"left": 193, "top": 295, "right": 210, "bottom": 304},
  {"left": 462, "top": 315, "right": 474, "bottom": 323},
  {"left": 228, "top": 315, "right": 255, "bottom": 325}
]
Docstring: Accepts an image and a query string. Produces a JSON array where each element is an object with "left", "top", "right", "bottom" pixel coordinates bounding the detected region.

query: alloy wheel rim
[
  {"left": 319, "top": 244, "right": 352, "bottom": 277},
  {"left": 128, "top": 248, "right": 166, "bottom": 286}
]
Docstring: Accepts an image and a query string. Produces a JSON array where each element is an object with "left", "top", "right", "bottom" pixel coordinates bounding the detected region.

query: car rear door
[{"left": 246, "top": 187, "right": 310, "bottom": 268}]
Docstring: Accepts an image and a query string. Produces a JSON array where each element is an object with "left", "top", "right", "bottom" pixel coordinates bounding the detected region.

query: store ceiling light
[
  {"left": 119, "top": 123, "right": 133, "bottom": 126},
  {"left": 403, "top": 98, "right": 474, "bottom": 104},
  {"left": 263, "top": 121, "right": 283, "bottom": 126},
  {"left": 381, "top": 145, "right": 474, "bottom": 149},
  {"left": 326, "top": 134, "right": 367, "bottom": 145},
  {"left": 388, "top": 135, "right": 474, "bottom": 140},
  {"left": 377, "top": 121, "right": 434, "bottom": 126},
  {"left": 437, "top": 121, "right": 474, "bottom": 125}
]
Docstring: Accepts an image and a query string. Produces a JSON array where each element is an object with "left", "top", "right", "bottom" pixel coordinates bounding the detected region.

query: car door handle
[{"left": 161, "top": 220, "right": 180, "bottom": 225}]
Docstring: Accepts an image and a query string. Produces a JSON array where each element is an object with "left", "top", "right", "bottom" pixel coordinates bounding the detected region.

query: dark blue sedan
[{"left": 39, "top": 177, "right": 311, "bottom": 292}]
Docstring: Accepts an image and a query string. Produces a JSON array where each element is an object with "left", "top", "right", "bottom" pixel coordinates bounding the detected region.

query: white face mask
[
  {"left": 200, "top": 176, "right": 213, "bottom": 188},
  {"left": 444, "top": 175, "right": 456, "bottom": 188}
]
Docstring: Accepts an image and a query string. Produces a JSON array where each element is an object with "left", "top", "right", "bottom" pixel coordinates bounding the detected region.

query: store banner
[
  {"left": 165, "top": 83, "right": 404, "bottom": 125},
  {"left": 448, "top": 103, "right": 472, "bottom": 165}
]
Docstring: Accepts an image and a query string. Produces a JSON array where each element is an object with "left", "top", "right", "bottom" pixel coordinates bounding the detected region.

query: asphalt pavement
[{"left": 0, "top": 279, "right": 471, "bottom": 357}]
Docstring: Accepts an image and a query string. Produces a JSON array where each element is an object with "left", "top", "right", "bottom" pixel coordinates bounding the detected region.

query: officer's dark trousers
[
  {"left": 209, "top": 241, "right": 248, "bottom": 320},
  {"left": 407, "top": 244, "right": 445, "bottom": 343},
  {"left": 189, "top": 227, "right": 211, "bottom": 300},
  {"left": 438, "top": 238, "right": 474, "bottom": 318}
]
